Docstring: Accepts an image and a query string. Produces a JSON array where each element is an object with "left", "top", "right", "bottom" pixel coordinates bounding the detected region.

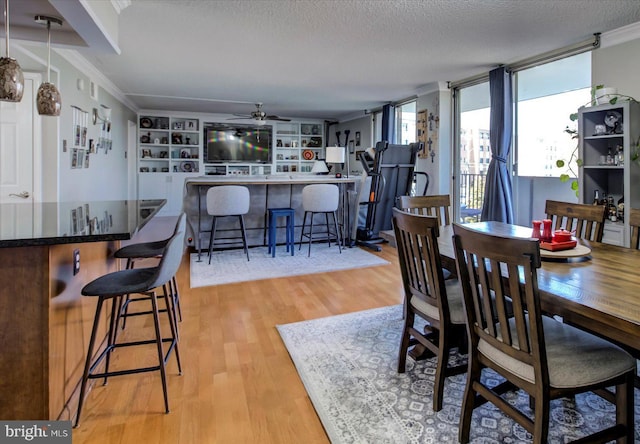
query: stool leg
[
  {"left": 75, "top": 296, "right": 105, "bottom": 428},
  {"left": 332, "top": 211, "right": 342, "bottom": 253},
  {"left": 308, "top": 212, "right": 315, "bottom": 257},
  {"left": 150, "top": 291, "right": 170, "bottom": 414},
  {"left": 324, "top": 213, "right": 331, "bottom": 247},
  {"left": 163, "top": 283, "right": 182, "bottom": 374},
  {"left": 172, "top": 276, "right": 182, "bottom": 322},
  {"left": 299, "top": 211, "right": 308, "bottom": 251},
  {"left": 269, "top": 212, "right": 276, "bottom": 257},
  {"left": 118, "top": 258, "right": 135, "bottom": 330},
  {"left": 103, "top": 295, "right": 121, "bottom": 385},
  {"left": 208, "top": 217, "right": 218, "bottom": 264},
  {"left": 239, "top": 215, "right": 250, "bottom": 261}
]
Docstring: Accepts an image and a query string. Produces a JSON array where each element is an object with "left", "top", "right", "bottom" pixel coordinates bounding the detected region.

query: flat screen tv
[{"left": 203, "top": 123, "right": 272, "bottom": 163}]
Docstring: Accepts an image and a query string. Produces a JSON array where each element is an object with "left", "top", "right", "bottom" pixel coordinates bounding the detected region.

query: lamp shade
[
  {"left": 0, "top": 56, "right": 23, "bottom": 102},
  {"left": 311, "top": 160, "right": 329, "bottom": 174},
  {"left": 36, "top": 82, "right": 61, "bottom": 116},
  {"left": 325, "top": 146, "right": 345, "bottom": 164}
]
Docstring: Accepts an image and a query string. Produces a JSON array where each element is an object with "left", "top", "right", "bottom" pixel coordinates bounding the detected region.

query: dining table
[{"left": 437, "top": 221, "right": 640, "bottom": 354}]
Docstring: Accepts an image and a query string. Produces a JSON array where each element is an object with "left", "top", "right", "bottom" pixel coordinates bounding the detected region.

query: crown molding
[
  {"left": 111, "top": 0, "right": 132, "bottom": 14},
  {"left": 601, "top": 21, "right": 640, "bottom": 49},
  {"left": 53, "top": 48, "right": 139, "bottom": 111}
]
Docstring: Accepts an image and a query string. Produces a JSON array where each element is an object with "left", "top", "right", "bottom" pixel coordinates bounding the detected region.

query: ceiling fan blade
[
  {"left": 266, "top": 116, "right": 291, "bottom": 122},
  {"left": 227, "top": 116, "right": 252, "bottom": 121}
]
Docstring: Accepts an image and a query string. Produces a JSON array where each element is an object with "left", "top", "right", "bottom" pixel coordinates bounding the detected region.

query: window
[
  {"left": 515, "top": 53, "right": 590, "bottom": 177},
  {"left": 396, "top": 101, "right": 416, "bottom": 144}
]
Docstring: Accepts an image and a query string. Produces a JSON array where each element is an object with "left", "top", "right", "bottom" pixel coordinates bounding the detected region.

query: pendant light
[
  {"left": 0, "top": 0, "right": 23, "bottom": 102},
  {"left": 35, "top": 15, "right": 63, "bottom": 116}
]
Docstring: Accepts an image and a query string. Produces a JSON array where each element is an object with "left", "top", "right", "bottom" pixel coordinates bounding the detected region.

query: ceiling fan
[{"left": 228, "top": 103, "right": 291, "bottom": 125}]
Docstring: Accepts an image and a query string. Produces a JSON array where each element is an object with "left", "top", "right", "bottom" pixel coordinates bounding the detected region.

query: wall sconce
[
  {"left": 92, "top": 105, "right": 111, "bottom": 125},
  {"left": 0, "top": 0, "right": 24, "bottom": 102}
]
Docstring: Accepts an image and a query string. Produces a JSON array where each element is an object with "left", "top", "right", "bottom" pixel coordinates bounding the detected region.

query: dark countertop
[{"left": 0, "top": 199, "right": 165, "bottom": 248}]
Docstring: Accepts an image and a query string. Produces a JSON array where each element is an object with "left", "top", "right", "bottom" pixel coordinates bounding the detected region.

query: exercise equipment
[{"left": 356, "top": 141, "right": 422, "bottom": 251}]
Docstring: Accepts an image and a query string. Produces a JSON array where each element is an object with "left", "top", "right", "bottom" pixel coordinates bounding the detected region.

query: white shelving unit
[
  {"left": 578, "top": 100, "right": 640, "bottom": 247},
  {"left": 274, "top": 122, "right": 324, "bottom": 173},
  {"left": 139, "top": 115, "right": 201, "bottom": 174}
]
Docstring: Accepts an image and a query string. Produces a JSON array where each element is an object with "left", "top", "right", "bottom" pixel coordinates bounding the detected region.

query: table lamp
[
  {"left": 325, "top": 146, "right": 347, "bottom": 177},
  {"left": 311, "top": 159, "right": 329, "bottom": 175}
]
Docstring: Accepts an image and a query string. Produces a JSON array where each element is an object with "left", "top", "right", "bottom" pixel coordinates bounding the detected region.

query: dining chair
[
  {"left": 396, "top": 194, "right": 451, "bottom": 226},
  {"left": 452, "top": 223, "right": 635, "bottom": 443},
  {"left": 391, "top": 208, "right": 466, "bottom": 412},
  {"left": 544, "top": 200, "right": 607, "bottom": 241}
]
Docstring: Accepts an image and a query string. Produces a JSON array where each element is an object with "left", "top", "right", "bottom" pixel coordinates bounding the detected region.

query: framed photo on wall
[{"left": 348, "top": 140, "right": 355, "bottom": 154}]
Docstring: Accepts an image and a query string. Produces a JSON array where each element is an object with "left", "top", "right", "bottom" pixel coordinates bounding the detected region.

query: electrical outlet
[{"left": 73, "top": 249, "right": 80, "bottom": 275}]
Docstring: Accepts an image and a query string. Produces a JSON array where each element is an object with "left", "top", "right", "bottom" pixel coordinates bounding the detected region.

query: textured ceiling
[{"left": 24, "top": 1, "right": 640, "bottom": 120}]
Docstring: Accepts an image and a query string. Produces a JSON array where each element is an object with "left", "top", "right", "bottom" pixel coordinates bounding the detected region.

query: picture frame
[
  {"left": 184, "top": 119, "right": 197, "bottom": 130},
  {"left": 172, "top": 133, "right": 183, "bottom": 144},
  {"left": 355, "top": 131, "right": 361, "bottom": 146},
  {"left": 140, "top": 167, "right": 149, "bottom": 173},
  {"left": 173, "top": 122, "right": 184, "bottom": 130},
  {"left": 348, "top": 140, "right": 355, "bottom": 154},
  {"left": 142, "top": 149, "right": 151, "bottom": 158}
]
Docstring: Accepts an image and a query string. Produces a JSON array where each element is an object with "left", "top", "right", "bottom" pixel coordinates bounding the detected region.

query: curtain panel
[{"left": 480, "top": 67, "right": 514, "bottom": 223}]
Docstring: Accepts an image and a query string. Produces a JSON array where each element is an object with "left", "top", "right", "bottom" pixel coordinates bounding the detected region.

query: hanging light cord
[
  {"left": 4, "top": 0, "right": 10, "bottom": 58},
  {"left": 46, "top": 20, "right": 51, "bottom": 82}
]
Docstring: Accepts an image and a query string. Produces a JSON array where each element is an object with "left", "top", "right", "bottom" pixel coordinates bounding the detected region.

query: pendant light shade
[
  {"left": 35, "top": 15, "right": 63, "bottom": 116},
  {"left": 0, "top": 0, "right": 23, "bottom": 102}
]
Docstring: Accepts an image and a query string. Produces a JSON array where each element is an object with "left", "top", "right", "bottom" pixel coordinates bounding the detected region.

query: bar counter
[{"left": 0, "top": 199, "right": 165, "bottom": 421}]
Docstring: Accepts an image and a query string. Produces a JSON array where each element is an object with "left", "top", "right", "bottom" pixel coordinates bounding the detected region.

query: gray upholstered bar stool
[
  {"left": 299, "top": 183, "right": 342, "bottom": 257},
  {"left": 206, "top": 185, "right": 251, "bottom": 263},
  {"left": 74, "top": 213, "right": 186, "bottom": 427},
  {"left": 113, "top": 215, "right": 184, "bottom": 330}
]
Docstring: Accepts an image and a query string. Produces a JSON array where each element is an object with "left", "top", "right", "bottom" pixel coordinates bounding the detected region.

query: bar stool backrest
[
  {"left": 302, "top": 184, "right": 339, "bottom": 212},
  {"left": 207, "top": 186, "right": 250, "bottom": 216},
  {"left": 149, "top": 212, "right": 186, "bottom": 289}
]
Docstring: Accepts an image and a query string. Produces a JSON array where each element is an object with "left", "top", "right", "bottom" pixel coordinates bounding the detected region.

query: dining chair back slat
[
  {"left": 397, "top": 195, "right": 451, "bottom": 227},
  {"left": 628, "top": 207, "right": 640, "bottom": 249},
  {"left": 544, "top": 200, "right": 607, "bottom": 242}
]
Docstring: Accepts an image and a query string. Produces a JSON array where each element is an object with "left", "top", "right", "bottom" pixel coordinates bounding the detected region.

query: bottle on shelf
[
  {"left": 616, "top": 145, "right": 624, "bottom": 166},
  {"left": 593, "top": 189, "right": 600, "bottom": 205},
  {"left": 606, "top": 148, "right": 613, "bottom": 165}
]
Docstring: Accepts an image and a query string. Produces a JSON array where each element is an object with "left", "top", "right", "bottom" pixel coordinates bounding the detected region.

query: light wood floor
[{"left": 72, "top": 217, "right": 403, "bottom": 443}]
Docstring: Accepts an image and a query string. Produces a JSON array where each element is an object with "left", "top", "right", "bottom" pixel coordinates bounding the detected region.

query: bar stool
[
  {"left": 267, "top": 207, "right": 295, "bottom": 257},
  {"left": 74, "top": 213, "right": 186, "bottom": 427},
  {"left": 207, "top": 185, "right": 250, "bottom": 263},
  {"left": 113, "top": 215, "right": 184, "bottom": 331},
  {"left": 299, "top": 184, "right": 342, "bottom": 257}
]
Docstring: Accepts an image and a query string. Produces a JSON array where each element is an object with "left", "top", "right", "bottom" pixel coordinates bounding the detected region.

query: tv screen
[{"left": 203, "top": 123, "right": 272, "bottom": 163}]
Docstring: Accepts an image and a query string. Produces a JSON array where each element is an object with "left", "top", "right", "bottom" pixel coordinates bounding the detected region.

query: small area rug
[
  {"left": 277, "top": 305, "right": 640, "bottom": 443},
  {"left": 190, "top": 246, "right": 389, "bottom": 288}
]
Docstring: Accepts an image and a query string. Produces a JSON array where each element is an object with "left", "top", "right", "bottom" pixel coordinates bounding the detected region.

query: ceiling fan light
[
  {"left": 36, "top": 82, "right": 61, "bottom": 116},
  {"left": 255, "top": 119, "right": 267, "bottom": 126},
  {"left": 0, "top": 56, "right": 24, "bottom": 102}
]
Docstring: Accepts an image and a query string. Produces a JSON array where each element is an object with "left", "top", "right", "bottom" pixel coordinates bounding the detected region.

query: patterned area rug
[
  {"left": 277, "top": 305, "right": 640, "bottom": 443},
  {"left": 190, "top": 246, "right": 389, "bottom": 287}
]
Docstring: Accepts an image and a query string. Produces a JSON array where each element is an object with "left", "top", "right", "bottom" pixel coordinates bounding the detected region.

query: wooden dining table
[{"left": 437, "top": 221, "right": 640, "bottom": 354}]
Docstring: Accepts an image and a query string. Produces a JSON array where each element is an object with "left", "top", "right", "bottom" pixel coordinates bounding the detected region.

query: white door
[
  {"left": 0, "top": 74, "right": 40, "bottom": 239},
  {"left": 0, "top": 74, "right": 37, "bottom": 203}
]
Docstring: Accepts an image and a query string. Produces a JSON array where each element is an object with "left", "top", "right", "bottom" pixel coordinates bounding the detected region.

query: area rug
[
  {"left": 190, "top": 246, "right": 389, "bottom": 288},
  {"left": 277, "top": 305, "right": 640, "bottom": 444}
]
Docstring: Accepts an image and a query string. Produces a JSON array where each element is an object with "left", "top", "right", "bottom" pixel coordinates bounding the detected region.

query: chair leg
[
  {"left": 459, "top": 357, "right": 480, "bottom": 443},
  {"left": 208, "top": 217, "right": 218, "bottom": 264},
  {"left": 239, "top": 215, "right": 250, "bottom": 261},
  {"left": 532, "top": 391, "right": 550, "bottom": 444},
  {"left": 331, "top": 211, "right": 342, "bottom": 253},
  {"left": 75, "top": 296, "right": 105, "bottom": 428},
  {"left": 171, "top": 276, "right": 182, "bottom": 322},
  {"left": 433, "top": 329, "right": 450, "bottom": 412},
  {"left": 617, "top": 373, "right": 634, "bottom": 442},
  {"left": 324, "top": 213, "right": 331, "bottom": 247},
  {"left": 288, "top": 214, "right": 294, "bottom": 256},
  {"left": 299, "top": 211, "right": 308, "bottom": 250},
  {"left": 150, "top": 291, "right": 170, "bottom": 414},
  {"left": 397, "top": 310, "right": 414, "bottom": 373}
]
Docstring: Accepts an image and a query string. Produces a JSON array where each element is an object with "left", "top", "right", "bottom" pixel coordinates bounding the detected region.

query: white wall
[
  {"left": 11, "top": 40, "right": 136, "bottom": 203},
  {"left": 327, "top": 115, "right": 372, "bottom": 175}
]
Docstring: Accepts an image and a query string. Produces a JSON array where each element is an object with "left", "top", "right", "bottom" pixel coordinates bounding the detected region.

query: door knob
[{"left": 9, "top": 191, "right": 30, "bottom": 199}]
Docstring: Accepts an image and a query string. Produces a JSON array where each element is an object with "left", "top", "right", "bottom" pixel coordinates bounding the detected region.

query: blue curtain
[
  {"left": 381, "top": 104, "right": 395, "bottom": 143},
  {"left": 480, "top": 67, "right": 514, "bottom": 223}
]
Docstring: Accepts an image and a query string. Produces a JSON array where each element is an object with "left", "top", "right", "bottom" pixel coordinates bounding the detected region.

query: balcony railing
[{"left": 458, "top": 173, "right": 486, "bottom": 223}]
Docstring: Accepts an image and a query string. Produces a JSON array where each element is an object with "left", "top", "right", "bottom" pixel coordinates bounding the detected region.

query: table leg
[{"left": 196, "top": 186, "right": 203, "bottom": 262}]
